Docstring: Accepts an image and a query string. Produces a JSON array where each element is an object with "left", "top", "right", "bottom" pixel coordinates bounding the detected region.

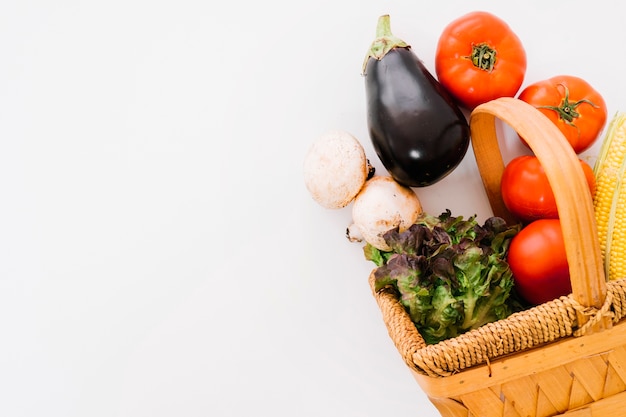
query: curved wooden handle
[{"left": 469, "top": 98, "right": 608, "bottom": 330}]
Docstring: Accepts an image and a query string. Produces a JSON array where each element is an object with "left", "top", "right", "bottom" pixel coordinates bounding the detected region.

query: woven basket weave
[{"left": 370, "top": 97, "right": 626, "bottom": 416}]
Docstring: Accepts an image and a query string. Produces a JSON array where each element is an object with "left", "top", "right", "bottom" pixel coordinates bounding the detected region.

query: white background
[{"left": 1, "top": 1, "right": 624, "bottom": 416}]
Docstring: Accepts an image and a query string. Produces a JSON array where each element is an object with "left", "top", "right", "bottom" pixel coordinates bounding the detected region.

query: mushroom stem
[{"left": 346, "top": 223, "right": 364, "bottom": 243}]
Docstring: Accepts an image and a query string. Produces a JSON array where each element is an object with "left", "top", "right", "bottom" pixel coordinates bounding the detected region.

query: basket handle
[{"left": 469, "top": 97, "right": 609, "bottom": 332}]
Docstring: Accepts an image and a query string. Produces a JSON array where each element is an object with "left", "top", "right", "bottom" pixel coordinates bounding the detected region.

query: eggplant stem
[
  {"left": 375, "top": 14, "right": 393, "bottom": 38},
  {"left": 362, "top": 14, "right": 409, "bottom": 75}
]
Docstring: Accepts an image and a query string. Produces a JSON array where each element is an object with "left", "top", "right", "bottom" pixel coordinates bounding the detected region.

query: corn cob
[{"left": 593, "top": 112, "right": 626, "bottom": 280}]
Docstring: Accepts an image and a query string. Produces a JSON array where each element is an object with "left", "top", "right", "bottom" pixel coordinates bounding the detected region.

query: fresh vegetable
[
  {"left": 593, "top": 113, "right": 626, "bottom": 280},
  {"left": 365, "top": 210, "right": 520, "bottom": 344},
  {"left": 303, "top": 130, "right": 374, "bottom": 209},
  {"left": 501, "top": 155, "right": 596, "bottom": 223},
  {"left": 362, "top": 14, "right": 470, "bottom": 187},
  {"left": 518, "top": 75, "right": 607, "bottom": 154},
  {"left": 435, "top": 11, "right": 527, "bottom": 110},
  {"left": 507, "top": 219, "right": 571, "bottom": 305},
  {"left": 347, "top": 176, "right": 422, "bottom": 251}
]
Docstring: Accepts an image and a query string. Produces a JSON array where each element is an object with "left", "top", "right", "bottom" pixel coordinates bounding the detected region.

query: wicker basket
[{"left": 370, "top": 97, "right": 626, "bottom": 416}]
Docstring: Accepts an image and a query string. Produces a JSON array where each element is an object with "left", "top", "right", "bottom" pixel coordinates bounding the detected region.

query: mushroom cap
[
  {"left": 303, "top": 130, "right": 369, "bottom": 209},
  {"left": 351, "top": 176, "right": 422, "bottom": 251}
]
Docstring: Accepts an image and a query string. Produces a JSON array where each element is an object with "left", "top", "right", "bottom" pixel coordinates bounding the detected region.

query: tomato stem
[
  {"left": 467, "top": 43, "right": 497, "bottom": 72},
  {"left": 537, "top": 84, "right": 599, "bottom": 126}
]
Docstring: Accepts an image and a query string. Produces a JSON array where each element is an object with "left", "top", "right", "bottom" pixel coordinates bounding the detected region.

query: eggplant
[{"left": 362, "top": 15, "right": 470, "bottom": 187}]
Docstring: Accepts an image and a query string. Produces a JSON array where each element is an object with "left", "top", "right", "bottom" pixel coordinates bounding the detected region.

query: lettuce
[{"left": 366, "top": 210, "right": 520, "bottom": 344}]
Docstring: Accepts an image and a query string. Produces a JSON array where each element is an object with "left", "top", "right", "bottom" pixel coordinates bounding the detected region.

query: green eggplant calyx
[
  {"left": 466, "top": 43, "right": 497, "bottom": 72},
  {"left": 362, "top": 14, "right": 409, "bottom": 75}
]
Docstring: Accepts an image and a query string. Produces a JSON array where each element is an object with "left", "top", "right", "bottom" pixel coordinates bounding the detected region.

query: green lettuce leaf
[{"left": 366, "top": 210, "right": 521, "bottom": 345}]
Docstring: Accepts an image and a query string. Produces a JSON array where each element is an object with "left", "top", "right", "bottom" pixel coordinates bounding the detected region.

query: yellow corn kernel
[
  {"left": 610, "top": 196, "right": 626, "bottom": 280},
  {"left": 593, "top": 112, "right": 626, "bottom": 280}
]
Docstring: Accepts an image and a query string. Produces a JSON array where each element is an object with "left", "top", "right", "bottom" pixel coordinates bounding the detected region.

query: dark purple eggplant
[{"left": 362, "top": 15, "right": 470, "bottom": 187}]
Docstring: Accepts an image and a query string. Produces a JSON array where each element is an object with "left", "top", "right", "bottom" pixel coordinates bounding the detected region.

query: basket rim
[
  {"left": 370, "top": 269, "right": 626, "bottom": 378},
  {"left": 412, "top": 319, "right": 626, "bottom": 398}
]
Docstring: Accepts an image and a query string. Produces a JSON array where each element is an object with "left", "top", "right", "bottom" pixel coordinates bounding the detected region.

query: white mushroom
[
  {"left": 303, "top": 130, "right": 373, "bottom": 209},
  {"left": 348, "top": 176, "right": 422, "bottom": 251}
]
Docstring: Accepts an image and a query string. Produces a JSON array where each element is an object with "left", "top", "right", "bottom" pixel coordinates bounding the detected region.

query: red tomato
[
  {"left": 518, "top": 75, "right": 607, "bottom": 154},
  {"left": 435, "top": 11, "right": 527, "bottom": 109},
  {"left": 501, "top": 155, "right": 596, "bottom": 223},
  {"left": 507, "top": 219, "right": 571, "bottom": 305}
]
